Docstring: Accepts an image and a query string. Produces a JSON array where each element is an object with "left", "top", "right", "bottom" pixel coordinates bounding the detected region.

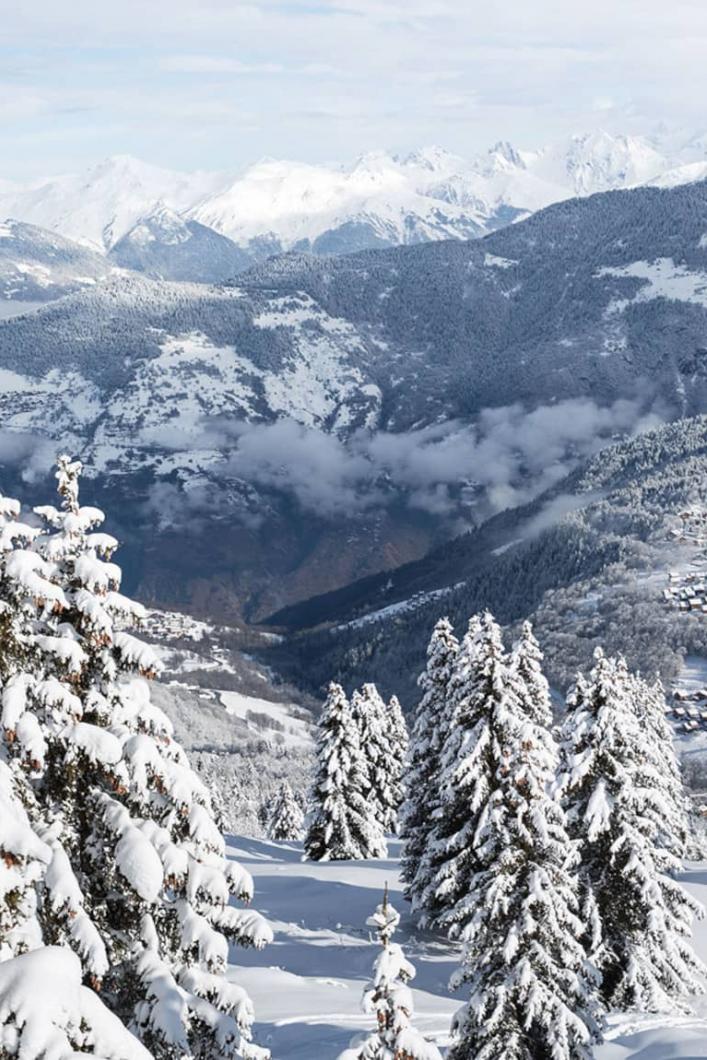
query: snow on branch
[{"left": 0, "top": 947, "right": 151, "bottom": 1060}]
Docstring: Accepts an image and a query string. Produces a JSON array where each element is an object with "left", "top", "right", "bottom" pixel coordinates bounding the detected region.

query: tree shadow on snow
[
  {"left": 253, "top": 1019, "right": 359, "bottom": 1060},
  {"left": 231, "top": 874, "right": 458, "bottom": 1000},
  {"left": 227, "top": 835, "right": 305, "bottom": 864}
]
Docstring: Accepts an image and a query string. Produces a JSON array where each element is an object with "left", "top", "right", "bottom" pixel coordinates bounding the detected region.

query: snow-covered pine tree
[
  {"left": 387, "top": 694, "right": 408, "bottom": 834},
  {"left": 0, "top": 486, "right": 152, "bottom": 1060},
  {"left": 630, "top": 673, "right": 690, "bottom": 858},
  {"left": 266, "top": 781, "right": 304, "bottom": 841},
  {"left": 0, "top": 758, "right": 151, "bottom": 1060},
  {"left": 350, "top": 683, "right": 406, "bottom": 837},
  {"left": 304, "top": 683, "right": 386, "bottom": 861},
  {"left": 559, "top": 648, "right": 706, "bottom": 1012},
  {"left": 417, "top": 612, "right": 510, "bottom": 935},
  {"left": 511, "top": 619, "right": 553, "bottom": 728},
  {"left": 447, "top": 632, "right": 601, "bottom": 1060},
  {"left": 351, "top": 686, "right": 382, "bottom": 826},
  {"left": 339, "top": 885, "right": 442, "bottom": 1060},
  {"left": 0, "top": 457, "right": 273, "bottom": 1060},
  {"left": 400, "top": 618, "right": 459, "bottom": 916}
]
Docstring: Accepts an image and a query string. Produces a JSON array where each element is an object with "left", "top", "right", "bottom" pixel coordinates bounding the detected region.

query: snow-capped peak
[
  {"left": 123, "top": 201, "right": 192, "bottom": 248},
  {"left": 402, "top": 145, "right": 462, "bottom": 172},
  {"left": 348, "top": 149, "right": 399, "bottom": 174},
  {"left": 1, "top": 129, "right": 706, "bottom": 258},
  {"left": 526, "top": 130, "right": 667, "bottom": 197},
  {"left": 483, "top": 141, "right": 527, "bottom": 174},
  {"left": 562, "top": 130, "right": 666, "bottom": 193},
  {"left": 0, "top": 156, "right": 226, "bottom": 251}
]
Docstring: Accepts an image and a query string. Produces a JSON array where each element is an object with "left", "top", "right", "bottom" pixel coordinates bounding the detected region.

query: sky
[{"left": 1, "top": 0, "right": 707, "bottom": 179}]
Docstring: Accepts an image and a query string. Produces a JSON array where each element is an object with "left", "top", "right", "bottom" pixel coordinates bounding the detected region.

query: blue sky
[{"left": 1, "top": 0, "right": 706, "bottom": 178}]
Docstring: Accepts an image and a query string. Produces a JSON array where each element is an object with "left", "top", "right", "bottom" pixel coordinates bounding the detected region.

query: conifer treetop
[
  {"left": 448, "top": 613, "right": 601, "bottom": 1060},
  {"left": 56, "top": 454, "right": 82, "bottom": 514},
  {"left": 511, "top": 619, "right": 553, "bottom": 728},
  {"left": 559, "top": 649, "right": 706, "bottom": 1013},
  {"left": 350, "top": 683, "right": 406, "bottom": 837},
  {"left": 267, "top": 781, "right": 304, "bottom": 842},
  {"left": 400, "top": 615, "right": 459, "bottom": 915},
  {"left": 305, "top": 682, "right": 386, "bottom": 861}
]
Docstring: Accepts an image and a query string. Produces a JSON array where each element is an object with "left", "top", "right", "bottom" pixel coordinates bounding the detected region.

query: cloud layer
[
  {"left": 0, "top": 399, "right": 662, "bottom": 532},
  {"left": 166, "top": 396, "right": 662, "bottom": 524}
]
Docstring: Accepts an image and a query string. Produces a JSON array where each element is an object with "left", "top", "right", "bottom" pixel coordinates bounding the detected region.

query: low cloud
[
  {"left": 523, "top": 490, "right": 605, "bottom": 538},
  {"left": 151, "top": 395, "right": 661, "bottom": 526},
  {"left": 0, "top": 430, "right": 57, "bottom": 484},
  {"left": 222, "top": 418, "right": 377, "bottom": 517}
]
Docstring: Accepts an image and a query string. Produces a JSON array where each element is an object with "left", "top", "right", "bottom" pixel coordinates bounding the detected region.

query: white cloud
[
  {"left": 160, "top": 55, "right": 284, "bottom": 75},
  {"left": 0, "top": 0, "right": 706, "bottom": 176},
  {"left": 158, "top": 397, "right": 662, "bottom": 524}
]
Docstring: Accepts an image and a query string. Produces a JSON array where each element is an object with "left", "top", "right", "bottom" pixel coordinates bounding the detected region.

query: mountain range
[
  {"left": 0, "top": 219, "right": 115, "bottom": 302},
  {"left": 0, "top": 176, "right": 706, "bottom": 624},
  {"left": 2, "top": 130, "right": 707, "bottom": 282}
]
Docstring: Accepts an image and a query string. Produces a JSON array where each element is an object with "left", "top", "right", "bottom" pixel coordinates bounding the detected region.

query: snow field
[
  {"left": 228, "top": 837, "right": 707, "bottom": 1058},
  {"left": 220, "top": 691, "right": 312, "bottom": 749},
  {"left": 599, "top": 258, "right": 707, "bottom": 312},
  {"left": 226, "top": 838, "right": 456, "bottom": 1059}
]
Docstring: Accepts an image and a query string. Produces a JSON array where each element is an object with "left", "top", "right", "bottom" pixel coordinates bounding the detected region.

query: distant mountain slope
[
  {"left": 241, "top": 178, "right": 707, "bottom": 415},
  {"left": 188, "top": 150, "right": 491, "bottom": 254},
  {"left": 262, "top": 416, "right": 707, "bottom": 703},
  {"left": 0, "top": 156, "right": 224, "bottom": 250},
  {"left": 189, "top": 132, "right": 676, "bottom": 253},
  {"left": 269, "top": 414, "right": 707, "bottom": 631},
  {"left": 109, "top": 203, "right": 252, "bottom": 282},
  {"left": 0, "top": 219, "right": 114, "bottom": 300}
]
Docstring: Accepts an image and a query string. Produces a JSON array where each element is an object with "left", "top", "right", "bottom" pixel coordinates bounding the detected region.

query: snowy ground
[
  {"left": 220, "top": 691, "right": 312, "bottom": 750},
  {"left": 0, "top": 299, "right": 45, "bottom": 319},
  {"left": 227, "top": 838, "right": 456, "bottom": 1058},
  {"left": 226, "top": 837, "right": 707, "bottom": 1059}
]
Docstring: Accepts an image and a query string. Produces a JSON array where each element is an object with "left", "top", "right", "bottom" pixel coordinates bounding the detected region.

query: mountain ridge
[{"left": 4, "top": 129, "right": 707, "bottom": 261}]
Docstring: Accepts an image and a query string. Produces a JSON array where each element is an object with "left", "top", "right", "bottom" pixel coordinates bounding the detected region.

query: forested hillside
[{"left": 262, "top": 415, "right": 707, "bottom": 701}]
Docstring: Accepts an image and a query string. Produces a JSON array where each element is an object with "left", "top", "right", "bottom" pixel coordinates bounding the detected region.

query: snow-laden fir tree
[
  {"left": 0, "top": 756, "right": 151, "bottom": 1060},
  {"left": 339, "top": 886, "right": 442, "bottom": 1060},
  {"left": 387, "top": 694, "right": 408, "bottom": 834},
  {"left": 400, "top": 617, "right": 459, "bottom": 916},
  {"left": 511, "top": 620, "right": 553, "bottom": 728},
  {"left": 630, "top": 673, "right": 691, "bottom": 858},
  {"left": 266, "top": 781, "right": 304, "bottom": 841},
  {"left": 448, "top": 621, "right": 602, "bottom": 1060},
  {"left": 350, "top": 684, "right": 404, "bottom": 837},
  {"left": 305, "top": 683, "right": 386, "bottom": 861},
  {"left": 417, "top": 612, "right": 506, "bottom": 935},
  {"left": 559, "top": 648, "right": 706, "bottom": 1012},
  {"left": 0, "top": 457, "right": 273, "bottom": 1060}
]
